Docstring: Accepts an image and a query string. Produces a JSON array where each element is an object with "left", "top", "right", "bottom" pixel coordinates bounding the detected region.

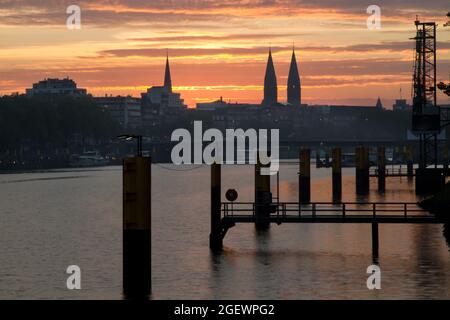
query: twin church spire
[
  {"left": 263, "top": 46, "right": 301, "bottom": 107},
  {"left": 164, "top": 50, "right": 172, "bottom": 93},
  {"left": 164, "top": 47, "right": 300, "bottom": 106},
  {"left": 263, "top": 47, "right": 278, "bottom": 106},
  {"left": 287, "top": 48, "right": 301, "bottom": 106}
]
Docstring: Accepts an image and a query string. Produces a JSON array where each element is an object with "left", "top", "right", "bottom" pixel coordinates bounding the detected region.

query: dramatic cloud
[{"left": 1, "top": 0, "right": 448, "bottom": 27}]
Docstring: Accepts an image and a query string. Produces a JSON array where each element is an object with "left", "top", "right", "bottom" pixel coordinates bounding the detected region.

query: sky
[{"left": 0, "top": 0, "right": 449, "bottom": 108}]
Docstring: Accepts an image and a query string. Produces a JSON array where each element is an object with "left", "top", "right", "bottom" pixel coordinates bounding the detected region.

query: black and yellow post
[
  {"left": 332, "top": 148, "right": 342, "bottom": 202},
  {"left": 123, "top": 156, "right": 151, "bottom": 299},
  {"left": 356, "top": 147, "right": 369, "bottom": 195},
  {"left": 299, "top": 149, "right": 311, "bottom": 204},
  {"left": 377, "top": 146, "right": 386, "bottom": 193},
  {"left": 255, "top": 160, "right": 271, "bottom": 230},
  {"left": 210, "top": 163, "right": 223, "bottom": 251},
  {"left": 406, "top": 146, "right": 414, "bottom": 178}
]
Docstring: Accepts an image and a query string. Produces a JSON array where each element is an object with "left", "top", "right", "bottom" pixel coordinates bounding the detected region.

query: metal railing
[
  {"left": 222, "top": 201, "right": 427, "bottom": 219},
  {"left": 369, "top": 167, "right": 413, "bottom": 176}
]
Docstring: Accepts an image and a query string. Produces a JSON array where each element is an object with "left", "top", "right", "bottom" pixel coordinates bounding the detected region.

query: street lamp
[{"left": 117, "top": 134, "right": 143, "bottom": 157}]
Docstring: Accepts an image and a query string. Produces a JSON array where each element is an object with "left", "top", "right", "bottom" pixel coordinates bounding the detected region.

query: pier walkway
[{"left": 221, "top": 201, "right": 446, "bottom": 225}]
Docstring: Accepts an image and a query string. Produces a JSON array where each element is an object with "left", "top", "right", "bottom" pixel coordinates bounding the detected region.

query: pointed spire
[
  {"left": 164, "top": 50, "right": 172, "bottom": 93},
  {"left": 263, "top": 47, "right": 278, "bottom": 106},
  {"left": 376, "top": 97, "right": 383, "bottom": 109},
  {"left": 287, "top": 46, "right": 301, "bottom": 107}
]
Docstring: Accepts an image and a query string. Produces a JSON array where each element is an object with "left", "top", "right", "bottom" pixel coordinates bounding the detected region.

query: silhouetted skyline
[{"left": 0, "top": 0, "right": 449, "bottom": 107}]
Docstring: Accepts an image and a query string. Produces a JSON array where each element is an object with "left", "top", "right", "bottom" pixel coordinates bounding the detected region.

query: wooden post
[
  {"left": 378, "top": 146, "right": 386, "bottom": 193},
  {"left": 299, "top": 149, "right": 311, "bottom": 204},
  {"left": 316, "top": 151, "right": 321, "bottom": 168},
  {"left": 123, "top": 156, "right": 152, "bottom": 298},
  {"left": 325, "top": 152, "right": 330, "bottom": 167},
  {"left": 365, "top": 148, "right": 370, "bottom": 191},
  {"left": 443, "top": 145, "right": 449, "bottom": 170},
  {"left": 372, "top": 223, "right": 379, "bottom": 261},
  {"left": 406, "top": 146, "right": 414, "bottom": 178},
  {"left": 332, "top": 148, "right": 342, "bottom": 202},
  {"left": 415, "top": 168, "right": 445, "bottom": 195},
  {"left": 210, "top": 163, "right": 223, "bottom": 251},
  {"left": 356, "top": 147, "right": 369, "bottom": 195},
  {"left": 255, "top": 161, "right": 271, "bottom": 230}
]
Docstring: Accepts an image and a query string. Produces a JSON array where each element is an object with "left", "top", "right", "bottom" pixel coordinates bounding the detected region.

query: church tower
[
  {"left": 262, "top": 48, "right": 278, "bottom": 106},
  {"left": 287, "top": 47, "right": 301, "bottom": 106},
  {"left": 164, "top": 52, "right": 172, "bottom": 93}
]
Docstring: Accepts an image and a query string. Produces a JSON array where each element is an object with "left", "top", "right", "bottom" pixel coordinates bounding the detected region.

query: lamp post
[{"left": 117, "top": 134, "right": 143, "bottom": 157}]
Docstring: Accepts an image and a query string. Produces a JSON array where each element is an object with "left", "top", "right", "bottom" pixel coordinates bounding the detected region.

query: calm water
[{"left": 0, "top": 164, "right": 449, "bottom": 299}]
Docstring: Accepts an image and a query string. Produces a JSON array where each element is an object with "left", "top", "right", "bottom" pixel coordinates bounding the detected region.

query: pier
[
  {"left": 221, "top": 201, "right": 443, "bottom": 224},
  {"left": 208, "top": 148, "right": 449, "bottom": 258}
]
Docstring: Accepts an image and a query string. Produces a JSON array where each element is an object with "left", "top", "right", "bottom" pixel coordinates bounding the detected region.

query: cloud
[
  {"left": 94, "top": 41, "right": 450, "bottom": 59},
  {"left": 1, "top": 0, "right": 448, "bottom": 27},
  {"left": 127, "top": 33, "right": 308, "bottom": 43}
]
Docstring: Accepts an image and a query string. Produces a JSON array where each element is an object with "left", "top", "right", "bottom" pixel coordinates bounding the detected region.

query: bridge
[
  {"left": 217, "top": 201, "right": 447, "bottom": 261},
  {"left": 221, "top": 201, "right": 444, "bottom": 225}
]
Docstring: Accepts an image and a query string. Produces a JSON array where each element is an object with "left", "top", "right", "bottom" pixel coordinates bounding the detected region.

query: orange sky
[{"left": 0, "top": 0, "right": 449, "bottom": 108}]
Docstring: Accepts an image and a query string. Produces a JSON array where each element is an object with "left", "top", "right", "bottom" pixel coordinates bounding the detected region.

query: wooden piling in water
[
  {"left": 325, "top": 151, "right": 330, "bottom": 167},
  {"left": 443, "top": 145, "right": 449, "bottom": 170},
  {"left": 378, "top": 146, "right": 386, "bottom": 193},
  {"left": 332, "top": 148, "right": 342, "bottom": 202},
  {"left": 299, "top": 149, "right": 311, "bottom": 204},
  {"left": 123, "top": 156, "right": 152, "bottom": 298},
  {"left": 315, "top": 151, "right": 321, "bottom": 168},
  {"left": 372, "top": 223, "right": 379, "bottom": 260},
  {"left": 356, "top": 147, "right": 369, "bottom": 195},
  {"left": 406, "top": 146, "right": 414, "bottom": 178},
  {"left": 255, "top": 161, "right": 271, "bottom": 230},
  {"left": 210, "top": 163, "right": 223, "bottom": 251}
]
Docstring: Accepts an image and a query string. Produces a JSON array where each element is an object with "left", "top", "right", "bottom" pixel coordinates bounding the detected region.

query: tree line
[{"left": 0, "top": 94, "right": 119, "bottom": 153}]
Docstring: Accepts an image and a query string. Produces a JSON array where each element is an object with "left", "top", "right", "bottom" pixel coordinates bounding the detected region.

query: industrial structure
[
  {"left": 411, "top": 19, "right": 450, "bottom": 193},
  {"left": 412, "top": 19, "right": 440, "bottom": 168}
]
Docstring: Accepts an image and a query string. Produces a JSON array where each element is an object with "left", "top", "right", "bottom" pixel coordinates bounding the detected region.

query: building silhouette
[
  {"left": 287, "top": 47, "right": 301, "bottom": 107},
  {"left": 26, "top": 78, "right": 87, "bottom": 97},
  {"left": 376, "top": 97, "right": 384, "bottom": 110},
  {"left": 95, "top": 95, "right": 142, "bottom": 130},
  {"left": 140, "top": 53, "right": 186, "bottom": 129},
  {"left": 393, "top": 99, "right": 410, "bottom": 111},
  {"left": 141, "top": 53, "right": 185, "bottom": 112},
  {"left": 262, "top": 48, "right": 278, "bottom": 106}
]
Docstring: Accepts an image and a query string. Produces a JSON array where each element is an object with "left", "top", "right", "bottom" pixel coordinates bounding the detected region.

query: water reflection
[{"left": 1, "top": 164, "right": 450, "bottom": 299}]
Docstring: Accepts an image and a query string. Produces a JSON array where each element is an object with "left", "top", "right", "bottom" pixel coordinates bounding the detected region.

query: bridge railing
[
  {"left": 369, "top": 167, "right": 412, "bottom": 176},
  {"left": 222, "top": 201, "right": 427, "bottom": 219}
]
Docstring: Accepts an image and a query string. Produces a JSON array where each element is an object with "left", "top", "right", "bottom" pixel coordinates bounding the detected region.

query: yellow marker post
[{"left": 123, "top": 156, "right": 151, "bottom": 298}]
